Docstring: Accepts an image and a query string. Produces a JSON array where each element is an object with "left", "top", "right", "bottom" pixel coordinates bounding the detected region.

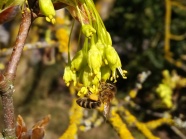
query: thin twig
[
  {"left": 170, "top": 126, "right": 186, "bottom": 139},
  {"left": 5, "top": 8, "right": 32, "bottom": 76},
  {"left": 0, "top": 41, "right": 59, "bottom": 57}
]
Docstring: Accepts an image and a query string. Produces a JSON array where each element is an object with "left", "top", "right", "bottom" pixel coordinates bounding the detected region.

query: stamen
[{"left": 118, "top": 68, "right": 127, "bottom": 79}]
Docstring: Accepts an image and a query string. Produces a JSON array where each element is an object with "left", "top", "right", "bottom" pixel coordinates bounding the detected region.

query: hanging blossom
[{"left": 59, "top": 0, "right": 127, "bottom": 96}]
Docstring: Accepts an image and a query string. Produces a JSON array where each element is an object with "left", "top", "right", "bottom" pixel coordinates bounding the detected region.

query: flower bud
[
  {"left": 106, "top": 31, "right": 112, "bottom": 45},
  {"left": 63, "top": 65, "right": 77, "bottom": 86},
  {"left": 39, "top": 0, "right": 56, "bottom": 24},
  {"left": 104, "top": 45, "right": 127, "bottom": 81},
  {"left": 88, "top": 44, "right": 102, "bottom": 75},
  {"left": 71, "top": 50, "right": 86, "bottom": 72},
  {"left": 101, "top": 66, "right": 111, "bottom": 81},
  {"left": 96, "top": 41, "right": 105, "bottom": 57},
  {"left": 79, "top": 66, "right": 91, "bottom": 87},
  {"left": 104, "top": 45, "right": 121, "bottom": 68}
]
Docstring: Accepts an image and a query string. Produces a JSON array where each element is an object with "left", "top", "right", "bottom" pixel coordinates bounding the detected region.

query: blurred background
[{"left": 0, "top": 0, "right": 186, "bottom": 138}]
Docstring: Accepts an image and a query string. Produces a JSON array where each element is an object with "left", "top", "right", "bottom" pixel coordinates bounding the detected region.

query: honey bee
[
  {"left": 76, "top": 98, "right": 101, "bottom": 109},
  {"left": 76, "top": 82, "right": 117, "bottom": 118}
]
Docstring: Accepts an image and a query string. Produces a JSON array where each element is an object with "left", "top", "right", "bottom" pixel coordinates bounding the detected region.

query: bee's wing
[{"left": 103, "top": 102, "right": 110, "bottom": 119}]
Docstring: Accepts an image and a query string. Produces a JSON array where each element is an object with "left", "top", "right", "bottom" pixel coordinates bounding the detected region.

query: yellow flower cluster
[
  {"left": 56, "top": 28, "right": 69, "bottom": 53},
  {"left": 156, "top": 70, "right": 174, "bottom": 108},
  {"left": 156, "top": 83, "right": 173, "bottom": 108},
  {"left": 156, "top": 70, "right": 186, "bottom": 108},
  {"left": 63, "top": 0, "right": 127, "bottom": 97}
]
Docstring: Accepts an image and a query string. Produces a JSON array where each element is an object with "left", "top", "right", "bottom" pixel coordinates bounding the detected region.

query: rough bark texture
[{"left": 0, "top": 7, "right": 32, "bottom": 138}]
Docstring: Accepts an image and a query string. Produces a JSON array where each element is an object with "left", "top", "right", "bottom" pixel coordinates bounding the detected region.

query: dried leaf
[
  {"left": 21, "top": 132, "right": 31, "bottom": 139},
  {"left": 32, "top": 115, "right": 51, "bottom": 129},
  {"left": 15, "top": 115, "right": 50, "bottom": 139},
  {"left": 31, "top": 128, "right": 45, "bottom": 139},
  {"left": 16, "top": 115, "right": 27, "bottom": 139}
]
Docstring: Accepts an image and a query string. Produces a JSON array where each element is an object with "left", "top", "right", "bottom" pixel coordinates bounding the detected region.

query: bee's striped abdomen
[{"left": 76, "top": 98, "right": 101, "bottom": 109}]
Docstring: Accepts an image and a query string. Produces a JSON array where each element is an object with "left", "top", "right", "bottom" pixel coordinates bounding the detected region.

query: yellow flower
[
  {"left": 71, "top": 50, "right": 85, "bottom": 72},
  {"left": 63, "top": 65, "right": 77, "bottom": 86},
  {"left": 82, "top": 24, "right": 96, "bottom": 38},
  {"left": 77, "top": 86, "right": 88, "bottom": 97},
  {"left": 79, "top": 66, "right": 91, "bottom": 87},
  {"left": 104, "top": 45, "right": 127, "bottom": 81},
  {"left": 39, "top": 0, "right": 56, "bottom": 24},
  {"left": 56, "top": 28, "right": 69, "bottom": 53},
  {"left": 100, "top": 65, "right": 111, "bottom": 81},
  {"left": 156, "top": 84, "right": 173, "bottom": 108},
  {"left": 88, "top": 44, "right": 102, "bottom": 75}
]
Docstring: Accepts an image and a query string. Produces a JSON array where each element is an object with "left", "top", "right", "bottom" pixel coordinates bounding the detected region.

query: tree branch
[
  {"left": 5, "top": 9, "right": 32, "bottom": 77},
  {"left": 0, "top": 6, "right": 32, "bottom": 138}
]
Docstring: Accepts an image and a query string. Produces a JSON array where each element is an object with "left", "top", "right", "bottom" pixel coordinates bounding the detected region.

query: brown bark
[{"left": 0, "top": 7, "right": 32, "bottom": 138}]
